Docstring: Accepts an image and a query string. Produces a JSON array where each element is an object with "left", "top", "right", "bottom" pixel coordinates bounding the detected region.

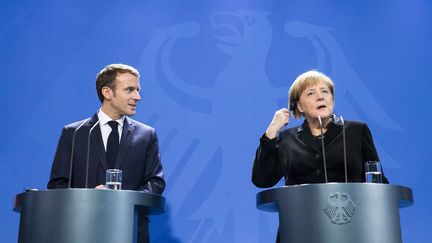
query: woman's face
[{"left": 297, "top": 80, "right": 334, "bottom": 121}]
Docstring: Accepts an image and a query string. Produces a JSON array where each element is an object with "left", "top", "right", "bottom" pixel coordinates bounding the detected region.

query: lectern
[
  {"left": 257, "top": 183, "right": 413, "bottom": 243},
  {"left": 14, "top": 189, "right": 165, "bottom": 243}
]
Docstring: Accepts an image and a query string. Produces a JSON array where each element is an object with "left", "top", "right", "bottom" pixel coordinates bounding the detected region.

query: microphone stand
[
  {"left": 85, "top": 120, "right": 100, "bottom": 188},
  {"left": 340, "top": 116, "right": 348, "bottom": 183},
  {"left": 318, "top": 116, "right": 328, "bottom": 183},
  {"left": 68, "top": 119, "right": 88, "bottom": 188}
]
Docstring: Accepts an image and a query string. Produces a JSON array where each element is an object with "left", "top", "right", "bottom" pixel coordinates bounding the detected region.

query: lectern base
[
  {"left": 14, "top": 189, "right": 165, "bottom": 243},
  {"left": 257, "top": 183, "right": 413, "bottom": 243}
]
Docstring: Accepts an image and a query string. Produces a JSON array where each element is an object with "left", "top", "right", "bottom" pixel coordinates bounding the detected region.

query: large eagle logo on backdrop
[
  {"left": 137, "top": 10, "right": 401, "bottom": 243},
  {"left": 284, "top": 20, "right": 402, "bottom": 169}
]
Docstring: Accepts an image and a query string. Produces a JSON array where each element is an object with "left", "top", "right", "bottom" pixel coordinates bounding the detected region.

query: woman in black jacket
[
  {"left": 252, "top": 70, "right": 388, "bottom": 186},
  {"left": 252, "top": 70, "right": 388, "bottom": 242}
]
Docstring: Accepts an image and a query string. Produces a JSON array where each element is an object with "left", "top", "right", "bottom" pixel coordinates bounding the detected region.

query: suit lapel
[
  {"left": 325, "top": 122, "right": 343, "bottom": 147},
  {"left": 297, "top": 120, "right": 343, "bottom": 154},
  {"left": 296, "top": 122, "right": 321, "bottom": 154},
  {"left": 300, "top": 127, "right": 322, "bottom": 154},
  {"left": 115, "top": 117, "right": 134, "bottom": 169},
  {"left": 88, "top": 114, "right": 108, "bottom": 171}
]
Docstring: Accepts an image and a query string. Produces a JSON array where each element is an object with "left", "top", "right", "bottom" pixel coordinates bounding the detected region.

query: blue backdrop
[{"left": 1, "top": 1, "right": 431, "bottom": 242}]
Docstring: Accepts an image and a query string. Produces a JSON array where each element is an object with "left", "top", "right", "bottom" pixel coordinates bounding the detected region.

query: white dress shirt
[{"left": 97, "top": 110, "right": 125, "bottom": 151}]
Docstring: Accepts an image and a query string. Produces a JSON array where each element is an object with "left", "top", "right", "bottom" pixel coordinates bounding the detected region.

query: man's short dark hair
[{"left": 96, "top": 64, "right": 140, "bottom": 103}]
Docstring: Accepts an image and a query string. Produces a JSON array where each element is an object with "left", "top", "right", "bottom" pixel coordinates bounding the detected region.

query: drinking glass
[
  {"left": 365, "top": 161, "right": 383, "bottom": 183},
  {"left": 106, "top": 169, "right": 122, "bottom": 190}
]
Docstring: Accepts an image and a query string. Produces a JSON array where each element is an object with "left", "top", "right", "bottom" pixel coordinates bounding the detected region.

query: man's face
[{"left": 103, "top": 72, "right": 141, "bottom": 119}]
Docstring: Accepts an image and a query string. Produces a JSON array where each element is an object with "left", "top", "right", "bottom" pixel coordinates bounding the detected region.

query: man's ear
[{"left": 101, "top": 86, "right": 113, "bottom": 100}]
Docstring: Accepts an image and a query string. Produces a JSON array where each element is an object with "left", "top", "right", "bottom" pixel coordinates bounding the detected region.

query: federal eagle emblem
[{"left": 323, "top": 192, "right": 356, "bottom": 225}]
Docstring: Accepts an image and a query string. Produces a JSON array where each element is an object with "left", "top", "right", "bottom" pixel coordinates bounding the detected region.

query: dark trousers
[{"left": 137, "top": 210, "right": 149, "bottom": 243}]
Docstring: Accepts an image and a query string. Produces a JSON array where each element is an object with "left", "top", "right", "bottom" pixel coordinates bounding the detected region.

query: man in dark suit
[{"left": 48, "top": 64, "right": 165, "bottom": 243}]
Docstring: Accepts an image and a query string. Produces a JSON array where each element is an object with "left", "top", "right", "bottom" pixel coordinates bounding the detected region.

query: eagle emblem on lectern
[{"left": 323, "top": 192, "right": 356, "bottom": 225}]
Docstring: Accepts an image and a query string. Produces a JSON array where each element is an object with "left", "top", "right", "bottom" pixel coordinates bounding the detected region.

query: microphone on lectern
[
  {"left": 340, "top": 115, "right": 348, "bottom": 182},
  {"left": 68, "top": 119, "right": 88, "bottom": 188},
  {"left": 331, "top": 114, "right": 348, "bottom": 182},
  {"left": 85, "top": 120, "right": 100, "bottom": 188},
  {"left": 318, "top": 116, "right": 328, "bottom": 183}
]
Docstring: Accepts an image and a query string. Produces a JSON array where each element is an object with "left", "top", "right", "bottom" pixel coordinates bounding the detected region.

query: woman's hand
[{"left": 265, "top": 108, "right": 290, "bottom": 139}]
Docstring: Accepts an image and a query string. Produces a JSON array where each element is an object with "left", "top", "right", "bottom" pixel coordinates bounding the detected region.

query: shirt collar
[{"left": 97, "top": 109, "right": 125, "bottom": 128}]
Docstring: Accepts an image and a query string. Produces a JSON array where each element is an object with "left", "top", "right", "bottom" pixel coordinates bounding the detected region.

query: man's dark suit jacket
[
  {"left": 48, "top": 113, "right": 165, "bottom": 243},
  {"left": 252, "top": 119, "right": 388, "bottom": 187}
]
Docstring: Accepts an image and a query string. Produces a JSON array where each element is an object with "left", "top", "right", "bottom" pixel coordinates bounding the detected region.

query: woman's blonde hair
[{"left": 288, "top": 70, "right": 334, "bottom": 119}]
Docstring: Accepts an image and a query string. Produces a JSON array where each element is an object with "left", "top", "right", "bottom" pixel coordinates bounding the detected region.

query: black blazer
[
  {"left": 252, "top": 119, "right": 388, "bottom": 187},
  {"left": 48, "top": 113, "right": 165, "bottom": 193}
]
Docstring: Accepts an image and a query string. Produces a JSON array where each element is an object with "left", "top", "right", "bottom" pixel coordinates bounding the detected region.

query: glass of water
[
  {"left": 365, "top": 161, "right": 383, "bottom": 183},
  {"left": 106, "top": 169, "right": 122, "bottom": 190}
]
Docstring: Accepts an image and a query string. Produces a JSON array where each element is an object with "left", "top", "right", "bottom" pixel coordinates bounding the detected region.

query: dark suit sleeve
[
  {"left": 361, "top": 124, "right": 389, "bottom": 184},
  {"left": 252, "top": 134, "right": 283, "bottom": 188},
  {"left": 138, "top": 129, "right": 165, "bottom": 194},
  {"left": 47, "top": 127, "right": 73, "bottom": 189}
]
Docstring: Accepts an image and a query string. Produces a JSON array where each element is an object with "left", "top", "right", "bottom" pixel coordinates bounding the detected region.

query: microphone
[
  {"left": 318, "top": 116, "right": 328, "bottom": 183},
  {"left": 332, "top": 114, "right": 348, "bottom": 182},
  {"left": 340, "top": 116, "right": 348, "bottom": 183},
  {"left": 85, "top": 120, "right": 100, "bottom": 188},
  {"left": 68, "top": 119, "right": 88, "bottom": 188}
]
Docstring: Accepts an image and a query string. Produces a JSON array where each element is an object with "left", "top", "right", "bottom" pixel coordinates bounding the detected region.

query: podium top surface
[
  {"left": 14, "top": 188, "right": 166, "bottom": 215},
  {"left": 256, "top": 183, "right": 413, "bottom": 212}
]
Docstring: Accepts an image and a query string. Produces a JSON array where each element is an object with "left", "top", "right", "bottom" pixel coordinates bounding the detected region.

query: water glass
[
  {"left": 365, "top": 161, "right": 383, "bottom": 183},
  {"left": 106, "top": 169, "right": 122, "bottom": 190}
]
